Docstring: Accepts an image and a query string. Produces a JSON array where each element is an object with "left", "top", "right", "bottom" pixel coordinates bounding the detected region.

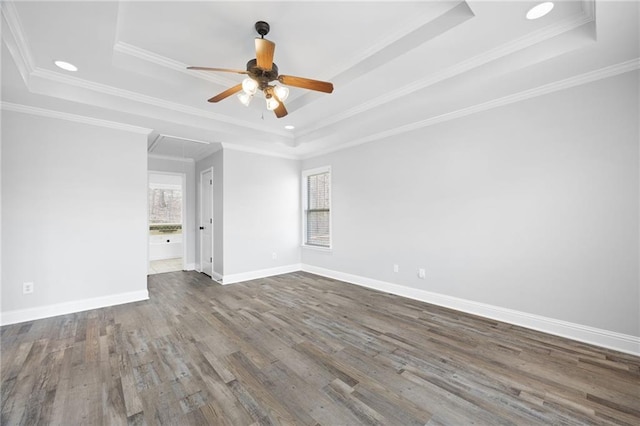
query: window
[
  {"left": 148, "top": 184, "right": 182, "bottom": 225},
  {"left": 302, "top": 166, "right": 331, "bottom": 248}
]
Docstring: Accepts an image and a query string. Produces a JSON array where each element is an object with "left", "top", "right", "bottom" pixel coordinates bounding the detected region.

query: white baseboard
[
  {"left": 0, "top": 290, "right": 149, "bottom": 326},
  {"left": 184, "top": 263, "right": 196, "bottom": 271},
  {"left": 211, "top": 271, "right": 223, "bottom": 282},
  {"left": 223, "top": 263, "right": 302, "bottom": 285},
  {"left": 301, "top": 264, "right": 640, "bottom": 356},
  {"left": 6, "top": 265, "right": 636, "bottom": 356}
]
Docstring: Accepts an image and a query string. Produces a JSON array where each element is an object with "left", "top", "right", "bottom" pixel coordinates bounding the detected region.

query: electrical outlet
[
  {"left": 23, "top": 282, "right": 34, "bottom": 294},
  {"left": 393, "top": 264, "right": 399, "bottom": 273},
  {"left": 418, "top": 268, "right": 426, "bottom": 279},
  {"left": 272, "top": 252, "right": 277, "bottom": 260}
]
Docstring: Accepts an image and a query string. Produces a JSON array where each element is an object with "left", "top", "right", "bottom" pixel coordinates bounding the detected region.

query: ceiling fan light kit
[
  {"left": 241, "top": 77, "right": 258, "bottom": 95},
  {"left": 266, "top": 96, "right": 279, "bottom": 111},
  {"left": 237, "top": 91, "right": 253, "bottom": 107},
  {"left": 274, "top": 85, "right": 289, "bottom": 102},
  {"left": 188, "top": 21, "right": 334, "bottom": 118}
]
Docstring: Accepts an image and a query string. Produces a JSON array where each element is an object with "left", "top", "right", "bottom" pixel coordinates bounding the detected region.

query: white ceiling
[{"left": 1, "top": 1, "right": 638, "bottom": 160}]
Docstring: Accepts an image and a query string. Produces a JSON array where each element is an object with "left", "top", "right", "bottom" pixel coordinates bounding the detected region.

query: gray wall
[
  {"left": 1, "top": 111, "right": 149, "bottom": 315},
  {"left": 194, "top": 148, "right": 300, "bottom": 278},
  {"left": 148, "top": 156, "right": 196, "bottom": 268},
  {"left": 2, "top": 71, "right": 635, "bottom": 342},
  {"left": 302, "top": 71, "right": 639, "bottom": 337},
  {"left": 222, "top": 149, "right": 301, "bottom": 275}
]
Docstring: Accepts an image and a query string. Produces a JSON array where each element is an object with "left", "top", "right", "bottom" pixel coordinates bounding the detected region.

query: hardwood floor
[{"left": 2, "top": 271, "right": 639, "bottom": 425}]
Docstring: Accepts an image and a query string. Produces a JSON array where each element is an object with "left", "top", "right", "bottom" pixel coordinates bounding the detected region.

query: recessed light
[
  {"left": 526, "top": 2, "right": 554, "bottom": 20},
  {"left": 54, "top": 60, "right": 78, "bottom": 72},
  {"left": 284, "top": 125, "right": 295, "bottom": 130}
]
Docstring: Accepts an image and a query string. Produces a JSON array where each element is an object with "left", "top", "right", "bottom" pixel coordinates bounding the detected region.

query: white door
[{"left": 200, "top": 169, "right": 213, "bottom": 277}]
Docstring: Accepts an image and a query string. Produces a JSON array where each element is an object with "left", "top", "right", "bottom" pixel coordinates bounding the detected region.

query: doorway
[
  {"left": 200, "top": 168, "right": 213, "bottom": 277},
  {"left": 148, "top": 172, "right": 186, "bottom": 274}
]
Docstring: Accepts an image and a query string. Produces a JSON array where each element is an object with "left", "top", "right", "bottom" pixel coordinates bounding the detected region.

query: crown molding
[
  {"left": 113, "top": 41, "right": 238, "bottom": 87},
  {"left": 220, "top": 142, "right": 299, "bottom": 161},
  {"left": 194, "top": 148, "right": 218, "bottom": 163},
  {"left": 297, "top": 6, "right": 597, "bottom": 140},
  {"left": 159, "top": 133, "right": 215, "bottom": 145},
  {"left": 148, "top": 153, "right": 195, "bottom": 163},
  {"left": 19, "top": 65, "right": 295, "bottom": 141},
  {"left": 148, "top": 133, "right": 162, "bottom": 152},
  {"left": 303, "top": 58, "right": 640, "bottom": 159},
  {"left": 1, "top": 102, "right": 153, "bottom": 135},
  {"left": 1, "top": 1, "right": 34, "bottom": 86},
  {"left": 29, "top": 68, "right": 288, "bottom": 135},
  {"left": 193, "top": 144, "right": 225, "bottom": 162}
]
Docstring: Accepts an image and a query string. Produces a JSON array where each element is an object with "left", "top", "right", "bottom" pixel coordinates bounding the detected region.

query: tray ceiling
[{"left": 1, "top": 1, "right": 638, "bottom": 159}]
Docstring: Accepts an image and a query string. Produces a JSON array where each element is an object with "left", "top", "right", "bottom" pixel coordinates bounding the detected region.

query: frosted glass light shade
[
  {"left": 266, "top": 97, "right": 279, "bottom": 110},
  {"left": 237, "top": 92, "right": 253, "bottom": 106},
  {"left": 274, "top": 85, "right": 289, "bottom": 102},
  {"left": 242, "top": 78, "right": 258, "bottom": 95}
]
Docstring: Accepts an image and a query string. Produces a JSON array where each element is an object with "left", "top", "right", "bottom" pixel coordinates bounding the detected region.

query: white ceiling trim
[
  {"left": 221, "top": 142, "right": 299, "bottom": 161},
  {"left": 148, "top": 134, "right": 162, "bottom": 152},
  {"left": 296, "top": 4, "right": 596, "bottom": 139},
  {"left": 159, "top": 133, "right": 215, "bottom": 145},
  {"left": 148, "top": 153, "right": 194, "bottom": 163},
  {"left": 1, "top": 102, "right": 153, "bottom": 135},
  {"left": 194, "top": 149, "right": 219, "bottom": 163},
  {"left": 29, "top": 68, "right": 291, "bottom": 137},
  {"left": 303, "top": 58, "right": 639, "bottom": 160},
  {"left": 113, "top": 41, "right": 238, "bottom": 87},
  {"left": 0, "top": 1, "right": 34, "bottom": 86}
]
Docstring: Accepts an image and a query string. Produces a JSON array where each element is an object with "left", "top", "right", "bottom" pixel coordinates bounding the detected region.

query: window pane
[
  {"left": 306, "top": 210, "right": 330, "bottom": 246},
  {"left": 305, "top": 171, "right": 330, "bottom": 247},
  {"left": 308, "top": 173, "right": 330, "bottom": 210},
  {"left": 149, "top": 188, "right": 182, "bottom": 224}
]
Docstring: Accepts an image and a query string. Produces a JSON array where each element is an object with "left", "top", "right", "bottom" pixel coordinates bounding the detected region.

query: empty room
[{"left": 1, "top": 1, "right": 639, "bottom": 425}]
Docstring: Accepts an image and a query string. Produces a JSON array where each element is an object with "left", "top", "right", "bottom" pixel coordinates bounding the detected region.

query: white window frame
[{"left": 302, "top": 166, "right": 332, "bottom": 250}]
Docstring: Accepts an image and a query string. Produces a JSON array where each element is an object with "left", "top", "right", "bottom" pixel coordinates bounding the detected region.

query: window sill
[{"left": 302, "top": 244, "right": 333, "bottom": 252}]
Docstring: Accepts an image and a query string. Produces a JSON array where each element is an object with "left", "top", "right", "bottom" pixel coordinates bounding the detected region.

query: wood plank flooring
[{"left": 2, "top": 271, "right": 639, "bottom": 425}]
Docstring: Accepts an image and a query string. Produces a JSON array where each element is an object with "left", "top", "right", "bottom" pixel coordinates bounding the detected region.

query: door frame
[
  {"left": 147, "top": 171, "right": 187, "bottom": 273},
  {"left": 199, "top": 167, "right": 214, "bottom": 279}
]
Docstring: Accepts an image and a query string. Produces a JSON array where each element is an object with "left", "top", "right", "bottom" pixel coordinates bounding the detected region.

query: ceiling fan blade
[
  {"left": 188, "top": 66, "right": 248, "bottom": 74},
  {"left": 278, "top": 75, "right": 334, "bottom": 93},
  {"left": 255, "top": 38, "right": 275, "bottom": 70},
  {"left": 274, "top": 100, "right": 288, "bottom": 118},
  {"left": 208, "top": 84, "right": 243, "bottom": 103}
]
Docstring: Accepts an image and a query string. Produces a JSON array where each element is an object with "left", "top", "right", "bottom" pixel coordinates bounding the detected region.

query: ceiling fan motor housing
[{"left": 246, "top": 59, "right": 278, "bottom": 89}]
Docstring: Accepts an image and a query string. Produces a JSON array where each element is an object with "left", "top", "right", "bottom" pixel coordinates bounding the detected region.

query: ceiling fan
[{"left": 188, "top": 21, "right": 334, "bottom": 119}]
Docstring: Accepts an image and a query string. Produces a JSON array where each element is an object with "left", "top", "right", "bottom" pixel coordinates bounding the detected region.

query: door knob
[{"left": 199, "top": 226, "right": 205, "bottom": 230}]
